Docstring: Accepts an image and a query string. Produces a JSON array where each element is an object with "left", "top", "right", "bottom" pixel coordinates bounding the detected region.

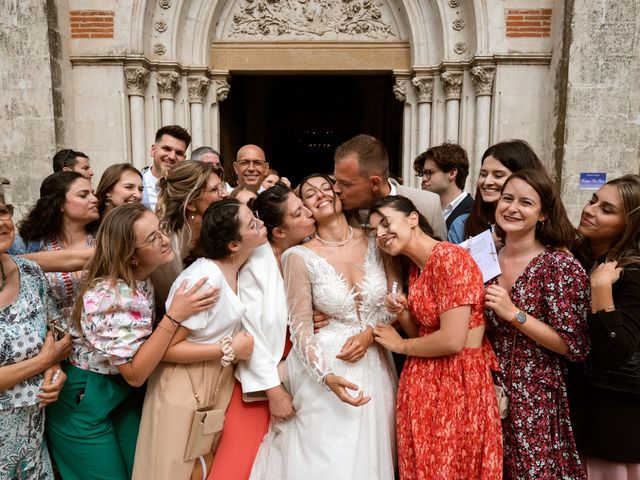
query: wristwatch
[{"left": 512, "top": 310, "right": 527, "bottom": 325}]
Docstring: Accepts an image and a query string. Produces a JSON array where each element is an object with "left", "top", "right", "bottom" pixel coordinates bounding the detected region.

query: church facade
[{"left": 1, "top": 0, "right": 638, "bottom": 220}]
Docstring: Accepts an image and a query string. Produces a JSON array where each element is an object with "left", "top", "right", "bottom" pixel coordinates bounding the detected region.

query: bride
[{"left": 250, "top": 174, "right": 398, "bottom": 479}]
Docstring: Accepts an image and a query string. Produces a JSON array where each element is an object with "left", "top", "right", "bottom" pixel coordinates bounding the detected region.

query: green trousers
[{"left": 45, "top": 363, "right": 141, "bottom": 480}]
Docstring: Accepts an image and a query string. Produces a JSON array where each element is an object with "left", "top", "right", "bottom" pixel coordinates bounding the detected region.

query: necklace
[
  {"left": 0, "top": 258, "right": 6, "bottom": 292},
  {"left": 315, "top": 226, "right": 354, "bottom": 247}
]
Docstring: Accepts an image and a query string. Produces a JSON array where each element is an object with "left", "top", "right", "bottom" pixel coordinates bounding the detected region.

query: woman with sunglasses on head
[
  {"left": 484, "top": 169, "right": 589, "bottom": 479},
  {"left": 0, "top": 191, "right": 72, "bottom": 479},
  {"left": 11, "top": 171, "right": 99, "bottom": 340},
  {"left": 95, "top": 163, "right": 144, "bottom": 217},
  {"left": 448, "top": 139, "right": 546, "bottom": 246},
  {"left": 152, "top": 160, "right": 228, "bottom": 307},
  {"left": 568, "top": 174, "right": 640, "bottom": 480},
  {"left": 133, "top": 199, "right": 262, "bottom": 480},
  {"left": 369, "top": 195, "right": 502, "bottom": 479},
  {"left": 45, "top": 203, "right": 217, "bottom": 480},
  {"left": 250, "top": 174, "right": 398, "bottom": 480},
  {"left": 208, "top": 183, "right": 316, "bottom": 480}
]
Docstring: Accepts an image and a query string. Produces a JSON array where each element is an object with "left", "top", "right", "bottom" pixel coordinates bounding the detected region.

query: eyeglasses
[
  {"left": 136, "top": 229, "right": 168, "bottom": 249},
  {"left": 242, "top": 214, "right": 263, "bottom": 235},
  {"left": 415, "top": 169, "right": 440, "bottom": 180},
  {"left": 0, "top": 204, "right": 14, "bottom": 220},
  {"left": 204, "top": 183, "right": 227, "bottom": 196},
  {"left": 235, "top": 160, "right": 267, "bottom": 168}
]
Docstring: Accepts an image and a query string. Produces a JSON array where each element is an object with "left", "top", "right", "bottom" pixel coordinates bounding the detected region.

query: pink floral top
[{"left": 69, "top": 278, "right": 155, "bottom": 375}]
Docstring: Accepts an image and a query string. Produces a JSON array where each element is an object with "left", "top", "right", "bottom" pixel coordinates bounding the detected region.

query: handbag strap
[
  {"left": 185, "top": 361, "right": 228, "bottom": 408},
  {"left": 507, "top": 330, "right": 517, "bottom": 391}
]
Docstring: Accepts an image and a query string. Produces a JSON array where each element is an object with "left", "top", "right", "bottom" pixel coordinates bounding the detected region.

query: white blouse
[{"left": 165, "top": 258, "right": 245, "bottom": 344}]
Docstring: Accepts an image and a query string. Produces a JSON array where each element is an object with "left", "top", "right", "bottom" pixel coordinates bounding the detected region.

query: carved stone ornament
[
  {"left": 229, "top": 0, "right": 397, "bottom": 40},
  {"left": 453, "top": 42, "right": 467, "bottom": 54},
  {"left": 157, "top": 72, "right": 181, "bottom": 99},
  {"left": 159, "top": 0, "right": 171, "bottom": 9},
  {"left": 153, "top": 43, "right": 166, "bottom": 55},
  {"left": 155, "top": 20, "right": 167, "bottom": 32},
  {"left": 441, "top": 71, "right": 463, "bottom": 100},
  {"left": 215, "top": 79, "right": 231, "bottom": 102},
  {"left": 187, "top": 77, "right": 210, "bottom": 103},
  {"left": 411, "top": 76, "right": 433, "bottom": 103},
  {"left": 452, "top": 18, "right": 465, "bottom": 31},
  {"left": 448, "top": 0, "right": 460, "bottom": 7},
  {"left": 124, "top": 67, "right": 150, "bottom": 97},
  {"left": 392, "top": 79, "right": 408, "bottom": 102},
  {"left": 470, "top": 66, "right": 496, "bottom": 96}
]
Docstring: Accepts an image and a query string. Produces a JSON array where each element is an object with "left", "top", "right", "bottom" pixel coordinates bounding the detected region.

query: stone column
[
  {"left": 211, "top": 76, "right": 230, "bottom": 150},
  {"left": 441, "top": 71, "right": 463, "bottom": 143},
  {"left": 124, "top": 66, "right": 150, "bottom": 170},
  {"left": 392, "top": 73, "right": 414, "bottom": 185},
  {"left": 187, "top": 76, "right": 210, "bottom": 148},
  {"left": 411, "top": 76, "right": 433, "bottom": 154},
  {"left": 157, "top": 71, "right": 181, "bottom": 126},
  {"left": 470, "top": 66, "right": 496, "bottom": 186}
]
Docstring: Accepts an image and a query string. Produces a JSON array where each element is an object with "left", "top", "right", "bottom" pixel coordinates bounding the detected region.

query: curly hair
[
  {"left": 413, "top": 143, "right": 470, "bottom": 190},
  {"left": 155, "top": 160, "right": 223, "bottom": 236},
  {"left": 94, "top": 163, "right": 142, "bottom": 217},
  {"left": 193, "top": 198, "right": 243, "bottom": 260},
  {"left": 253, "top": 182, "right": 291, "bottom": 241},
  {"left": 18, "top": 171, "right": 92, "bottom": 242}
]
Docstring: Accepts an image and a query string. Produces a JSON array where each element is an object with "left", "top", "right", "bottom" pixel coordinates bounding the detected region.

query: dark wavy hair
[
  {"left": 193, "top": 198, "right": 243, "bottom": 260},
  {"left": 369, "top": 195, "right": 437, "bottom": 239},
  {"left": 413, "top": 143, "right": 469, "bottom": 189},
  {"left": 495, "top": 169, "right": 575, "bottom": 249},
  {"left": 18, "top": 171, "right": 95, "bottom": 242},
  {"left": 464, "top": 139, "right": 547, "bottom": 240},
  {"left": 253, "top": 182, "right": 291, "bottom": 241},
  {"left": 95, "top": 163, "right": 143, "bottom": 217}
]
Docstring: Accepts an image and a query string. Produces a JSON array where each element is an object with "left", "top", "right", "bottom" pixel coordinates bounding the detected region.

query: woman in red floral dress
[
  {"left": 484, "top": 169, "right": 589, "bottom": 479},
  {"left": 370, "top": 196, "right": 502, "bottom": 480}
]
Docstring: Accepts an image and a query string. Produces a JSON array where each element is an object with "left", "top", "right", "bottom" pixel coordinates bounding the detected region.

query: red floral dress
[
  {"left": 486, "top": 249, "right": 589, "bottom": 480},
  {"left": 398, "top": 242, "right": 503, "bottom": 480}
]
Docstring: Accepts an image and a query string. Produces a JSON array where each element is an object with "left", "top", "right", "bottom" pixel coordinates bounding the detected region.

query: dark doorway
[{"left": 220, "top": 75, "right": 403, "bottom": 187}]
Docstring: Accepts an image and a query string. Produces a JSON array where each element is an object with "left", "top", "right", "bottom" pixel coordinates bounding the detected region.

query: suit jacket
[
  {"left": 391, "top": 179, "right": 448, "bottom": 240},
  {"left": 236, "top": 242, "right": 288, "bottom": 394},
  {"left": 446, "top": 192, "right": 474, "bottom": 230}
]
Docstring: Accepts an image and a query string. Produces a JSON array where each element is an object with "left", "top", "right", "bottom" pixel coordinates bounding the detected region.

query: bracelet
[
  {"left": 157, "top": 322, "right": 176, "bottom": 335},
  {"left": 165, "top": 313, "right": 180, "bottom": 327},
  {"left": 220, "top": 336, "right": 235, "bottom": 367},
  {"left": 593, "top": 304, "right": 615, "bottom": 313}
]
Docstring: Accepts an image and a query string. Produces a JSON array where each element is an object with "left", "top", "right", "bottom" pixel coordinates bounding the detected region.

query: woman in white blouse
[{"left": 133, "top": 198, "right": 264, "bottom": 479}]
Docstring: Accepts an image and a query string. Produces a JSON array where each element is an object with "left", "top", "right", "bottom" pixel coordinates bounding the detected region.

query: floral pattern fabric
[
  {"left": 486, "top": 249, "right": 589, "bottom": 480},
  {"left": 69, "top": 278, "right": 154, "bottom": 374},
  {"left": 0, "top": 256, "right": 61, "bottom": 409},
  {"left": 399, "top": 242, "right": 503, "bottom": 479}
]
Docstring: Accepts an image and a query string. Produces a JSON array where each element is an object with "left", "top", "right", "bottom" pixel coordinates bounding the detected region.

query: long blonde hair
[
  {"left": 71, "top": 203, "right": 148, "bottom": 333},
  {"left": 155, "top": 160, "right": 223, "bottom": 237}
]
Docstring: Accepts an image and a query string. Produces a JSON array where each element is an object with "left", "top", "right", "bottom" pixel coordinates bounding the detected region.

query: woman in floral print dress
[
  {"left": 484, "top": 170, "right": 589, "bottom": 479},
  {"left": 370, "top": 196, "right": 502, "bottom": 480}
]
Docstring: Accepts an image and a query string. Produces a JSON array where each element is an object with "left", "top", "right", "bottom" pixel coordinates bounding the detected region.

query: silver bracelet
[{"left": 220, "top": 336, "right": 235, "bottom": 367}]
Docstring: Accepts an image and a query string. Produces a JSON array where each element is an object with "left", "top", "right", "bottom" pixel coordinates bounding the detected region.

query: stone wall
[
  {"left": 560, "top": 0, "right": 640, "bottom": 221},
  {"left": 0, "top": 0, "right": 60, "bottom": 214}
]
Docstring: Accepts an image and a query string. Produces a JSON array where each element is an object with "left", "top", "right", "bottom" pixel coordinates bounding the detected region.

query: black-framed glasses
[
  {"left": 415, "top": 169, "right": 440, "bottom": 181},
  {"left": 0, "top": 204, "right": 14, "bottom": 220}
]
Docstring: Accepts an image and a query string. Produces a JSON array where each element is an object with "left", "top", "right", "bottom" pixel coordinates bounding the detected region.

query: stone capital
[
  {"left": 441, "top": 71, "right": 463, "bottom": 100},
  {"left": 411, "top": 76, "right": 433, "bottom": 103},
  {"left": 392, "top": 78, "right": 409, "bottom": 102},
  {"left": 187, "top": 76, "right": 210, "bottom": 104},
  {"left": 156, "top": 72, "right": 181, "bottom": 100},
  {"left": 470, "top": 66, "right": 496, "bottom": 96},
  {"left": 124, "top": 66, "right": 150, "bottom": 97},
  {"left": 214, "top": 78, "right": 231, "bottom": 102}
]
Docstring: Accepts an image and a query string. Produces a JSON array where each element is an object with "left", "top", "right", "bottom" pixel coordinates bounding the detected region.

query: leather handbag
[{"left": 184, "top": 364, "right": 226, "bottom": 462}]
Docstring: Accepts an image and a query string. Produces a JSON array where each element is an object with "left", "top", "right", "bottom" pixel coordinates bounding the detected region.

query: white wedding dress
[{"left": 250, "top": 237, "right": 398, "bottom": 480}]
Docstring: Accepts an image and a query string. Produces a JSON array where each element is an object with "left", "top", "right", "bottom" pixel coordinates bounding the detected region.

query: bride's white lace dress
[{"left": 250, "top": 237, "right": 398, "bottom": 480}]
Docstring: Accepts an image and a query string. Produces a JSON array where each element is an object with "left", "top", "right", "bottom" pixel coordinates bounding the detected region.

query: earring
[
  {"left": 190, "top": 213, "right": 196, "bottom": 221},
  {"left": 132, "top": 258, "right": 138, "bottom": 267},
  {"left": 230, "top": 253, "right": 236, "bottom": 266},
  {"left": 105, "top": 195, "right": 112, "bottom": 206}
]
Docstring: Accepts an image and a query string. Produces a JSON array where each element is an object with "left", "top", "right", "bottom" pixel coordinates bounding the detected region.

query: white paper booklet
[{"left": 458, "top": 229, "right": 501, "bottom": 283}]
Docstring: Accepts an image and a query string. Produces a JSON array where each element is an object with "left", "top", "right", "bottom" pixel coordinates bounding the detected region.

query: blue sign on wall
[{"left": 579, "top": 172, "right": 607, "bottom": 190}]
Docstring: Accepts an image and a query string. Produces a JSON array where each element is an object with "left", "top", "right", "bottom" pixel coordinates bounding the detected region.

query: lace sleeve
[{"left": 282, "top": 249, "right": 332, "bottom": 386}]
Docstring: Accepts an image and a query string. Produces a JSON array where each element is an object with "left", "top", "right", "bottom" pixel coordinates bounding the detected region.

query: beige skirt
[{"left": 132, "top": 360, "right": 235, "bottom": 480}]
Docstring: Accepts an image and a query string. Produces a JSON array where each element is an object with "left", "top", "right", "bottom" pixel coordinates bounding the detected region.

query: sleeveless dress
[
  {"left": 398, "top": 242, "right": 503, "bottom": 479},
  {"left": 250, "top": 237, "right": 398, "bottom": 480}
]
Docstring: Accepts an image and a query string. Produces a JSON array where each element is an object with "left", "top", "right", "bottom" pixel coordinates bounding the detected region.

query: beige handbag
[{"left": 184, "top": 364, "right": 226, "bottom": 462}]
